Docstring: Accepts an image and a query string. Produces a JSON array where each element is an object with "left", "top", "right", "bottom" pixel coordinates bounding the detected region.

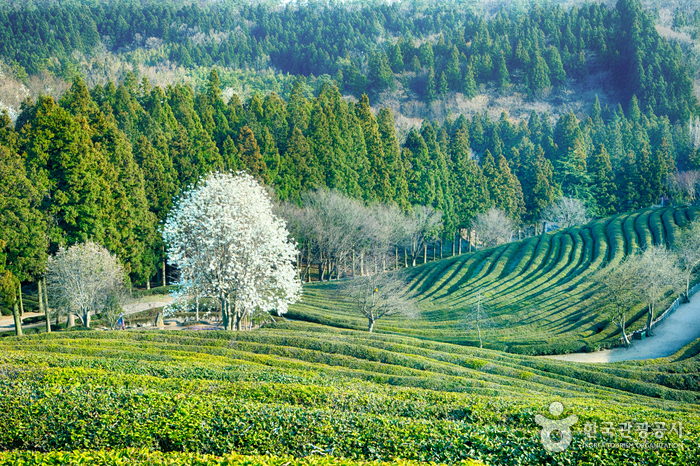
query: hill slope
[
  {"left": 0, "top": 329, "right": 698, "bottom": 464},
  {"left": 288, "top": 206, "right": 699, "bottom": 354}
]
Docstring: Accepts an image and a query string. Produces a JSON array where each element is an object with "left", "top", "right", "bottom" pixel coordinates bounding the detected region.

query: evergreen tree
[
  {"left": 463, "top": 61, "right": 478, "bottom": 98},
  {"left": 520, "top": 142, "right": 559, "bottom": 223},
  {"left": 588, "top": 144, "right": 618, "bottom": 216},
  {"left": 426, "top": 66, "right": 437, "bottom": 103},
  {"left": 528, "top": 51, "right": 551, "bottom": 94},
  {"left": 237, "top": 126, "right": 267, "bottom": 182},
  {"left": 495, "top": 51, "right": 510, "bottom": 90},
  {"left": 547, "top": 47, "right": 566, "bottom": 86},
  {"left": 377, "top": 108, "right": 410, "bottom": 210}
]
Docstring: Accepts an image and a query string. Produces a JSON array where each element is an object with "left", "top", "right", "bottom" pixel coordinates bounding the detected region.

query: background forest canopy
[{"left": 1, "top": 0, "right": 700, "bottom": 292}]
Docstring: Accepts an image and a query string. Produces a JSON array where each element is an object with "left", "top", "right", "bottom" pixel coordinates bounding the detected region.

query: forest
[{"left": 0, "top": 0, "right": 699, "bottom": 303}]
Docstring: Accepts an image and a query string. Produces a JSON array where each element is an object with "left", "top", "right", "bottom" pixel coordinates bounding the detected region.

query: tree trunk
[
  {"left": 13, "top": 301, "right": 22, "bottom": 336},
  {"left": 38, "top": 279, "right": 44, "bottom": 315},
  {"left": 81, "top": 311, "right": 91, "bottom": 329},
  {"left": 440, "top": 239, "right": 443, "bottom": 259},
  {"left": 395, "top": 247, "right": 399, "bottom": 270},
  {"left": 423, "top": 243, "right": 427, "bottom": 264},
  {"left": 234, "top": 302, "right": 243, "bottom": 331},
  {"left": 196, "top": 296, "right": 200, "bottom": 321},
  {"left": 39, "top": 280, "right": 51, "bottom": 334},
  {"left": 404, "top": 248, "right": 408, "bottom": 268},
  {"left": 221, "top": 297, "right": 230, "bottom": 330},
  {"left": 458, "top": 234, "right": 462, "bottom": 255},
  {"left": 146, "top": 278, "right": 150, "bottom": 290},
  {"left": 68, "top": 313, "right": 75, "bottom": 328},
  {"left": 352, "top": 250, "right": 356, "bottom": 277},
  {"left": 18, "top": 282, "right": 24, "bottom": 317},
  {"left": 360, "top": 252, "right": 364, "bottom": 276},
  {"left": 617, "top": 319, "right": 630, "bottom": 347},
  {"left": 368, "top": 318, "right": 374, "bottom": 333},
  {"left": 453, "top": 232, "right": 457, "bottom": 256},
  {"left": 162, "top": 245, "right": 167, "bottom": 287},
  {"left": 646, "top": 303, "right": 654, "bottom": 335}
]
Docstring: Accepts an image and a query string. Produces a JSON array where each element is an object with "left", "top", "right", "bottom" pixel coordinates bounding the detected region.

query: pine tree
[{"left": 618, "top": 151, "right": 640, "bottom": 211}]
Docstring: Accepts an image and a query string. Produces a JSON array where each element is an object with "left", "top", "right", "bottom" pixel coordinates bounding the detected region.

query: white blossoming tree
[{"left": 163, "top": 172, "right": 301, "bottom": 330}]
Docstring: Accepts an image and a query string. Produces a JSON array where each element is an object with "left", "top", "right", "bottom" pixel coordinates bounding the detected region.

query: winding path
[{"left": 543, "top": 291, "right": 700, "bottom": 363}]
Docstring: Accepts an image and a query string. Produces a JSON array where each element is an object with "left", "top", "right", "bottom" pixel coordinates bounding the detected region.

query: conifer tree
[
  {"left": 426, "top": 66, "right": 437, "bottom": 103},
  {"left": 547, "top": 47, "right": 566, "bottom": 86},
  {"left": 495, "top": 52, "right": 510, "bottom": 90},
  {"left": 618, "top": 151, "right": 640, "bottom": 211},
  {"left": 377, "top": 108, "right": 410, "bottom": 210},
  {"left": 446, "top": 45, "right": 461, "bottom": 88},
  {"left": 237, "top": 126, "right": 268, "bottom": 182},
  {"left": 588, "top": 144, "right": 618, "bottom": 216},
  {"left": 356, "top": 95, "right": 392, "bottom": 203},
  {"left": 520, "top": 142, "right": 559, "bottom": 223},
  {"left": 463, "top": 61, "right": 478, "bottom": 98}
]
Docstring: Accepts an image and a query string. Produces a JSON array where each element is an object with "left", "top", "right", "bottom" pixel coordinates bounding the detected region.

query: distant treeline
[
  {"left": 0, "top": 0, "right": 697, "bottom": 120},
  {"left": 1, "top": 70, "right": 699, "bottom": 292}
]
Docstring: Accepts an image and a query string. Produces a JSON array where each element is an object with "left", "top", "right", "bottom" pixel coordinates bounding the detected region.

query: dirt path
[
  {"left": 543, "top": 292, "right": 700, "bottom": 363},
  {"left": 0, "top": 296, "right": 174, "bottom": 333}
]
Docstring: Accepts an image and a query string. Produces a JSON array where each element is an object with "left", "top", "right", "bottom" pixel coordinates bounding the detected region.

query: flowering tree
[
  {"left": 45, "top": 241, "right": 126, "bottom": 329},
  {"left": 163, "top": 172, "right": 301, "bottom": 330}
]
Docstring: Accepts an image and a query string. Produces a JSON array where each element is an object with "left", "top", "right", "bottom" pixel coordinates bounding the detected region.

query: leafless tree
[
  {"left": 365, "top": 203, "right": 405, "bottom": 273},
  {"left": 471, "top": 207, "right": 514, "bottom": 248},
  {"left": 673, "top": 171, "right": 700, "bottom": 205},
  {"left": 338, "top": 271, "right": 416, "bottom": 332},
  {"left": 674, "top": 219, "right": 700, "bottom": 299},
  {"left": 636, "top": 245, "right": 683, "bottom": 335},
  {"left": 462, "top": 290, "right": 498, "bottom": 348},
  {"left": 402, "top": 206, "right": 443, "bottom": 266},
  {"left": 540, "top": 197, "right": 591, "bottom": 229},
  {"left": 591, "top": 257, "right": 643, "bottom": 347},
  {"left": 45, "top": 241, "right": 126, "bottom": 329}
]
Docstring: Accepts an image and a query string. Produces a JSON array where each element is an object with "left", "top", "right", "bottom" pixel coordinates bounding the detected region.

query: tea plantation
[
  {"left": 289, "top": 207, "right": 700, "bottom": 354},
  {"left": 0, "top": 327, "right": 698, "bottom": 465},
  {"left": 1, "top": 206, "right": 700, "bottom": 465}
]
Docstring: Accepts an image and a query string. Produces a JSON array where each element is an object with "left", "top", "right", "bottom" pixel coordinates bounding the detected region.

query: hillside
[
  {"left": 288, "top": 206, "right": 699, "bottom": 355},
  {"left": 0, "top": 328, "right": 698, "bottom": 464}
]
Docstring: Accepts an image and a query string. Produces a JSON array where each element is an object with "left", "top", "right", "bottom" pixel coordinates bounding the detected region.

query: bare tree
[
  {"left": 402, "top": 206, "right": 442, "bottom": 266},
  {"left": 471, "top": 207, "right": 514, "bottom": 248},
  {"left": 673, "top": 171, "right": 700, "bottom": 205},
  {"left": 339, "top": 271, "right": 416, "bottom": 332},
  {"left": 636, "top": 245, "right": 683, "bottom": 335},
  {"left": 674, "top": 219, "right": 700, "bottom": 300},
  {"left": 540, "top": 197, "right": 591, "bottom": 229},
  {"left": 45, "top": 241, "right": 126, "bottom": 329},
  {"left": 462, "top": 290, "right": 498, "bottom": 348},
  {"left": 591, "top": 257, "right": 643, "bottom": 347},
  {"left": 365, "top": 203, "right": 404, "bottom": 273}
]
